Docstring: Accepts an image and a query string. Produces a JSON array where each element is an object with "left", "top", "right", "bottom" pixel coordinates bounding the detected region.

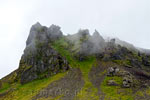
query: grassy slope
[
  {"left": 0, "top": 72, "right": 66, "bottom": 100},
  {"left": 1, "top": 37, "right": 150, "bottom": 100},
  {"left": 101, "top": 76, "right": 133, "bottom": 100}
]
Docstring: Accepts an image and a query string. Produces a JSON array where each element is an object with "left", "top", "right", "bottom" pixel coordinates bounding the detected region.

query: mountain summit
[{"left": 0, "top": 22, "right": 150, "bottom": 100}]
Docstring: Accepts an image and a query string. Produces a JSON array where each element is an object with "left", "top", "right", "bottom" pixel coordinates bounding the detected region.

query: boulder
[
  {"left": 122, "top": 81, "right": 130, "bottom": 88},
  {"left": 107, "top": 80, "right": 118, "bottom": 86},
  {"left": 122, "top": 74, "right": 133, "bottom": 88},
  {"left": 107, "top": 67, "right": 120, "bottom": 76}
]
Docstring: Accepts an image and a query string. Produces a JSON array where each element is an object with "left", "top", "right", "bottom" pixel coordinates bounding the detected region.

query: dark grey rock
[
  {"left": 142, "top": 56, "right": 150, "bottom": 66},
  {"left": 20, "top": 44, "right": 70, "bottom": 84},
  {"left": 47, "top": 24, "right": 63, "bottom": 41},
  {"left": 130, "top": 59, "right": 141, "bottom": 68},
  {"left": 17, "top": 22, "right": 69, "bottom": 84}
]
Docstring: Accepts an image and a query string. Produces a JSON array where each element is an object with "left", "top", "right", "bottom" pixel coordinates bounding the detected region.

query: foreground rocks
[
  {"left": 107, "top": 67, "right": 134, "bottom": 88},
  {"left": 122, "top": 74, "right": 133, "bottom": 88}
]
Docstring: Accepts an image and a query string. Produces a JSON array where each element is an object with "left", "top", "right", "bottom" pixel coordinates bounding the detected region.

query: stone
[
  {"left": 107, "top": 67, "right": 120, "bottom": 76},
  {"left": 122, "top": 73, "right": 133, "bottom": 88},
  {"left": 115, "top": 67, "right": 120, "bottom": 73},
  {"left": 107, "top": 67, "right": 115, "bottom": 76},
  {"left": 107, "top": 80, "right": 118, "bottom": 86},
  {"left": 123, "top": 81, "right": 130, "bottom": 88},
  {"left": 120, "top": 71, "right": 131, "bottom": 76}
]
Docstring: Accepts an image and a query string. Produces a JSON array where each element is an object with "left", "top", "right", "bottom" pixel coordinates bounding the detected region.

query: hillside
[{"left": 0, "top": 22, "right": 150, "bottom": 100}]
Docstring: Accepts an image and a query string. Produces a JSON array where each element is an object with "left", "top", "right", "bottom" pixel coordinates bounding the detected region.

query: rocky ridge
[{"left": 0, "top": 22, "right": 150, "bottom": 100}]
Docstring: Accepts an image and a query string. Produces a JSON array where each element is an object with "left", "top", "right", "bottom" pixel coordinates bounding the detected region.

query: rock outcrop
[
  {"left": 142, "top": 56, "right": 150, "bottom": 66},
  {"left": 16, "top": 22, "right": 69, "bottom": 84},
  {"left": 107, "top": 67, "right": 134, "bottom": 88}
]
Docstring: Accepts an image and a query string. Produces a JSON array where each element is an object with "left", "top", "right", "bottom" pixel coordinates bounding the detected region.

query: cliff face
[
  {"left": 1, "top": 23, "right": 150, "bottom": 100},
  {"left": 17, "top": 22, "right": 70, "bottom": 84}
]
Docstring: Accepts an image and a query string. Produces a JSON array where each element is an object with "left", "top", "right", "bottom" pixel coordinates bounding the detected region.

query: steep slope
[{"left": 1, "top": 23, "right": 150, "bottom": 100}]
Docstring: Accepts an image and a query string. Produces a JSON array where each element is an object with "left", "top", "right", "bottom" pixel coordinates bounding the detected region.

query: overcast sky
[{"left": 0, "top": 0, "right": 150, "bottom": 78}]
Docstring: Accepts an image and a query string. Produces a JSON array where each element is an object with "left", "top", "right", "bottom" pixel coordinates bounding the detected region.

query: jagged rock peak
[
  {"left": 77, "top": 29, "right": 90, "bottom": 37},
  {"left": 26, "top": 22, "right": 63, "bottom": 46},
  {"left": 92, "top": 29, "right": 105, "bottom": 42},
  {"left": 47, "top": 24, "right": 63, "bottom": 40},
  {"left": 18, "top": 22, "right": 69, "bottom": 84},
  {"left": 93, "top": 29, "right": 100, "bottom": 37}
]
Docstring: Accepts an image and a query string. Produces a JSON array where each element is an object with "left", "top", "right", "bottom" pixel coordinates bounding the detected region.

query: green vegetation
[
  {"left": 0, "top": 83, "right": 10, "bottom": 93},
  {"left": 0, "top": 72, "right": 66, "bottom": 100},
  {"left": 75, "top": 57, "right": 99, "bottom": 100},
  {"left": 52, "top": 37, "right": 99, "bottom": 99},
  {"left": 51, "top": 37, "right": 77, "bottom": 67},
  {"left": 101, "top": 76, "right": 133, "bottom": 100},
  {"left": 113, "top": 59, "right": 131, "bottom": 66}
]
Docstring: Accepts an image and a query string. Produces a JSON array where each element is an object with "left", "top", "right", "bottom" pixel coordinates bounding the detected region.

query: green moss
[
  {"left": 24, "top": 65, "right": 32, "bottom": 72},
  {"left": 135, "top": 91, "right": 145, "bottom": 97},
  {"left": 0, "top": 82, "right": 10, "bottom": 93},
  {"left": 51, "top": 37, "right": 77, "bottom": 67},
  {"left": 75, "top": 57, "right": 99, "bottom": 100},
  {"left": 113, "top": 60, "right": 131, "bottom": 66}
]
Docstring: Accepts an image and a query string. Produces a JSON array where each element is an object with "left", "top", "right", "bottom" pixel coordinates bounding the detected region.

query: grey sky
[{"left": 0, "top": 0, "right": 150, "bottom": 78}]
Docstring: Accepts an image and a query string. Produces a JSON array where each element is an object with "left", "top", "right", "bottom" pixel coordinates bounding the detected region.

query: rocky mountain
[{"left": 0, "top": 22, "right": 150, "bottom": 100}]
